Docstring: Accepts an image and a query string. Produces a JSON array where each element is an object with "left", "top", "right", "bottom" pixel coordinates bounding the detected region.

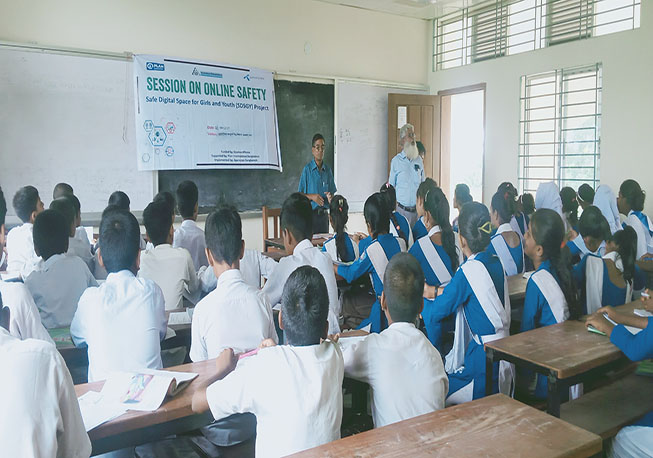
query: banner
[{"left": 133, "top": 54, "right": 281, "bottom": 171}]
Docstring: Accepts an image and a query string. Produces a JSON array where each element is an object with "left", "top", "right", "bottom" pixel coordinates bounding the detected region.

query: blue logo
[
  {"left": 146, "top": 62, "right": 165, "bottom": 71},
  {"left": 243, "top": 74, "right": 251, "bottom": 81}
]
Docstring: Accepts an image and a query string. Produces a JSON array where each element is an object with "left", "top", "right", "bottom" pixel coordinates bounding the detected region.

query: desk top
[
  {"left": 485, "top": 301, "right": 641, "bottom": 379},
  {"left": 507, "top": 273, "right": 528, "bottom": 302},
  {"left": 288, "top": 394, "right": 601, "bottom": 458},
  {"left": 265, "top": 235, "right": 329, "bottom": 251}
]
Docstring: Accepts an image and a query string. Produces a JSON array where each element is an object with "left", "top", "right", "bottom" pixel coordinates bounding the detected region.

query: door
[{"left": 388, "top": 94, "right": 441, "bottom": 182}]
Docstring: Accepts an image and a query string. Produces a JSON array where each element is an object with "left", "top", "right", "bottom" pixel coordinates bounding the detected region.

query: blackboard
[{"left": 158, "top": 80, "right": 334, "bottom": 212}]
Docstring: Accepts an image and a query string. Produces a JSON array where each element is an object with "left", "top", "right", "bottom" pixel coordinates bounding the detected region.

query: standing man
[
  {"left": 298, "top": 133, "right": 336, "bottom": 234},
  {"left": 389, "top": 124, "right": 424, "bottom": 227}
]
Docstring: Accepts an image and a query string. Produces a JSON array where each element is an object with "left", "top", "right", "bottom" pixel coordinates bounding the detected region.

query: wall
[{"left": 429, "top": 2, "right": 653, "bottom": 215}]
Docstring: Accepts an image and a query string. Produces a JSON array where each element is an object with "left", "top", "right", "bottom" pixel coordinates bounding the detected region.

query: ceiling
[{"left": 315, "top": 0, "right": 477, "bottom": 20}]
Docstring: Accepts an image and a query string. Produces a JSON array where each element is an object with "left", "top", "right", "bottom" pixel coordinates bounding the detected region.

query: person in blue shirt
[
  {"left": 298, "top": 133, "right": 336, "bottom": 234},
  {"left": 487, "top": 189, "right": 524, "bottom": 276},
  {"left": 566, "top": 206, "right": 610, "bottom": 264},
  {"left": 321, "top": 195, "right": 359, "bottom": 264},
  {"left": 413, "top": 178, "right": 438, "bottom": 241},
  {"left": 521, "top": 208, "right": 580, "bottom": 399},
  {"left": 380, "top": 183, "right": 412, "bottom": 249},
  {"left": 388, "top": 124, "right": 424, "bottom": 227},
  {"left": 585, "top": 303, "right": 653, "bottom": 457},
  {"left": 452, "top": 183, "right": 473, "bottom": 233},
  {"left": 422, "top": 202, "right": 511, "bottom": 405},
  {"left": 336, "top": 193, "right": 405, "bottom": 333}
]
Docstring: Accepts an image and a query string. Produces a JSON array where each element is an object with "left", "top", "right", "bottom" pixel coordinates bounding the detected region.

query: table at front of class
[{"left": 485, "top": 301, "right": 640, "bottom": 417}]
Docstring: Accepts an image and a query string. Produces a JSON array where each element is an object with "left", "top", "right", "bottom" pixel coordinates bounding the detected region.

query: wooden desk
[
  {"left": 75, "top": 358, "right": 215, "bottom": 455},
  {"left": 485, "top": 301, "right": 640, "bottom": 417},
  {"left": 507, "top": 273, "right": 528, "bottom": 302},
  {"left": 264, "top": 235, "right": 329, "bottom": 252},
  {"left": 288, "top": 394, "right": 601, "bottom": 458}
]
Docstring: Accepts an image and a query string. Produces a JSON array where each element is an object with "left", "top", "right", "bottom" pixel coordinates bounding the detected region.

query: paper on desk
[
  {"left": 604, "top": 313, "right": 642, "bottom": 335},
  {"left": 168, "top": 310, "right": 192, "bottom": 325},
  {"left": 522, "top": 271, "right": 534, "bottom": 279},
  {"left": 313, "top": 233, "right": 332, "bottom": 240},
  {"left": 77, "top": 391, "right": 127, "bottom": 432},
  {"left": 635, "top": 309, "right": 653, "bottom": 318}
]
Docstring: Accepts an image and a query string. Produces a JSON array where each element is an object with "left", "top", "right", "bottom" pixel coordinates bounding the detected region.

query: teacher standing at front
[
  {"left": 388, "top": 123, "right": 425, "bottom": 227},
  {"left": 298, "top": 133, "right": 336, "bottom": 234}
]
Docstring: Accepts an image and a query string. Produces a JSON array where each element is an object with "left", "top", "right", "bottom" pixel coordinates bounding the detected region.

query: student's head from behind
[
  {"left": 379, "top": 183, "right": 397, "bottom": 211},
  {"left": 280, "top": 265, "right": 329, "bottom": 346},
  {"left": 578, "top": 206, "right": 610, "bottom": 253},
  {"left": 416, "top": 177, "right": 438, "bottom": 216},
  {"left": 281, "top": 193, "right": 313, "bottom": 247},
  {"left": 363, "top": 192, "right": 390, "bottom": 240},
  {"left": 108, "top": 191, "right": 130, "bottom": 211},
  {"left": 52, "top": 182, "right": 74, "bottom": 200},
  {"left": 381, "top": 253, "right": 424, "bottom": 325},
  {"left": 423, "top": 187, "right": 459, "bottom": 271},
  {"left": 154, "top": 191, "right": 176, "bottom": 218},
  {"left": 416, "top": 141, "right": 426, "bottom": 160},
  {"left": 453, "top": 183, "right": 472, "bottom": 210},
  {"left": 577, "top": 184, "right": 594, "bottom": 209},
  {"left": 143, "top": 200, "right": 174, "bottom": 247},
  {"left": 49, "top": 197, "right": 76, "bottom": 237},
  {"left": 33, "top": 209, "right": 69, "bottom": 261},
  {"left": 13, "top": 185, "right": 44, "bottom": 224},
  {"left": 458, "top": 202, "right": 492, "bottom": 255},
  {"left": 0, "top": 187, "right": 6, "bottom": 248},
  {"left": 98, "top": 209, "right": 141, "bottom": 274},
  {"left": 311, "top": 133, "right": 326, "bottom": 164},
  {"left": 560, "top": 186, "right": 579, "bottom": 227},
  {"left": 491, "top": 189, "right": 517, "bottom": 227},
  {"left": 606, "top": 226, "right": 637, "bottom": 283},
  {"left": 618, "top": 179, "right": 645, "bottom": 214},
  {"left": 176, "top": 181, "right": 199, "bottom": 220},
  {"left": 329, "top": 195, "right": 350, "bottom": 262},
  {"left": 205, "top": 205, "right": 244, "bottom": 269},
  {"left": 68, "top": 194, "right": 82, "bottom": 227},
  {"left": 520, "top": 193, "right": 535, "bottom": 216}
]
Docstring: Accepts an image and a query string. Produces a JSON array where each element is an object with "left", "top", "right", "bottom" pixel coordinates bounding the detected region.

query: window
[
  {"left": 433, "top": 0, "right": 640, "bottom": 70},
  {"left": 518, "top": 64, "right": 602, "bottom": 194}
]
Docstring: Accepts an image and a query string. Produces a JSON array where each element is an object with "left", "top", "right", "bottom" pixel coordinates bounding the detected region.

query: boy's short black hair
[
  {"left": 33, "top": 210, "right": 69, "bottom": 260},
  {"left": 13, "top": 186, "right": 40, "bottom": 223},
  {"left": 383, "top": 253, "right": 425, "bottom": 323},
  {"left": 68, "top": 194, "right": 81, "bottom": 216},
  {"left": 99, "top": 209, "right": 140, "bottom": 273},
  {"left": 154, "top": 191, "right": 176, "bottom": 217},
  {"left": 578, "top": 206, "right": 610, "bottom": 241},
  {"left": 49, "top": 197, "right": 76, "bottom": 234},
  {"left": 281, "top": 266, "right": 329, "bottom": 346},
  {"left": 281, "top": 193, "right": 313, "bottom": 242},
  {"left": 312, "top": 133, "right": 325, "bottom": 146},
  {"left": 205, "top": 206, "right": 242, "bottom": 266},
  {"left": 577, "top": 184, "right": 594, "bottom": 204},
  {"left": 143, "top": 201, "right": 173, "bottom": 246},
  {"left": 53, "top": 183, "right": 74, "bottom": 199},
  {"left": 0, "top": 187, "right": 6, "bottom": 227},
  {"left": 176, "top": 181, "right": 199, "bottom": 219},
  {"left": 108, "top": 191, "right": 130, "bottom": 211}
]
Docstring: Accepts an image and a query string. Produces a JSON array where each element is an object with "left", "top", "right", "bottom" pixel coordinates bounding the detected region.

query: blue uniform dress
[
  {"left": 422, "top": 251, "right": 507, "bottom": 401},
  {"left": 337, "top": 233, "right": 404, "bottom": 333},
  {"left": 521, "top": 260, "right": 569, "bottom": 398},
  {"left": 412, "top": 216, "right": 428, "bottom": 241},
  {"left": 486, "top": 226, "right": 524, "bottom": 276},
  {"left": 390, "top": 211, "right": 412, "bottom": 248},
  {"left": 297, "top": 159, "right": 336, "bottom": 211},
  {"left": 512, "top": 213, "right": 529, "bottom": 238},
  {"left": 572, "top": 254, "right": 630, "bottom": 315},
  {"left": 321, "top": 233, "right": 358, "bottom": 263}
]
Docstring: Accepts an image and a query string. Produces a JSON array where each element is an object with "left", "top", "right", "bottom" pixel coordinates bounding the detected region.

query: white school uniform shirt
[
  {"left": 0, "top": 328, "right": 91, "bottom": 458},
  {"left": 6, "top": 222, "right": 40, "bottom": 277},
  {"left": 70, "top": 270, "right": 167, "bottom": 382},
  {"left": 138, "top": 244, "right": 201, "bottom": 310},
  {"left": 262, "top": 239, "right": 341, "bottom": 334},
  {"left": 173, "top": 219, "right": 208, "bottom": 270},
  {"left": 0, "top": 280, "right": 53, "bottom": 344},
  {"left": 190, "top": 269, "right": 277, "bottom": 362},
  {"left": 24, "top": 254, "right": 98, "bottom": 329},
  {"left": 206, "top": 341, "right": 344, "bottom": 458},
  {"left": 198, "top": 249, "right": 278, "bottom": 292},
  {"left": 342, "top": 322, "right": 448, "bottom": 428},
  {"left": 68, "top": 235, "right": 94, "bottom": 271}
]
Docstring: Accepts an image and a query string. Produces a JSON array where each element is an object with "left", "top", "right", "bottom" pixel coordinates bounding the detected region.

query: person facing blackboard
[{"left": 298, "top": 133, "right": 336, "bottom": 234}]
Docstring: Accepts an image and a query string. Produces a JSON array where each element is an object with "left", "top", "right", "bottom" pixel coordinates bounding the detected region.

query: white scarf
[
  {"left": 490, "top": 223, "right": 523, "bottom": 276},
  {"left": 418, "top": 225, "right": 452, "bottom": 286}
]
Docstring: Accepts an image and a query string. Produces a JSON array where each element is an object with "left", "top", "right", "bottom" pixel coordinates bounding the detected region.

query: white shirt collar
[
  {"left": 153, "top": 243, "right": 173, "bottom": 251},
  {"left": 495, "top": 223, "right": 513, "bottom": 234},
  {"left": 427, "top": 225, "right": 441, "bottom": 237},
  {"left": 387, "top": 321, "right": 417, "bottom": 331},
  {"left": 293, "top": 239, "right": 313, "bottom": 255},
  {"left": 181, "top": 219, "right": 198, "bottom": 228},
  {"left": 216, "top": 268, "right": 243, "bottom": 287},
  {"left": 106, "top": 269, "right": 136, "bottom": 282},
  {"left": 42, "top": 253, "right": 65, "bottom": 270}
]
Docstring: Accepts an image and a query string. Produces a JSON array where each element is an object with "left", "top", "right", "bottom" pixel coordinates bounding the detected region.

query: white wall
[{"left": 429, "top": 2, "right": 653, "bottom": 215}]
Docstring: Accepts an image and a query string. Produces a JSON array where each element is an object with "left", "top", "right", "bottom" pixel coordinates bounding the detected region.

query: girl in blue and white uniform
[
  {"left": 322, "top": 195, "right": 359, "bottom": 264},
  {"left": 618, "top": 179, "right": 653, "bottom": 260},
  {"left": 380, "top": 183, "right": 412, "bottom": 249},
  {"left": 487, "top": 189, "right": 524, "bottom": 276},
  {"left": 566, "top": 206, "right": 609, "bottom": 264},
  {"left": 412, "top": 178, "right": 438, "bottom": 241}
]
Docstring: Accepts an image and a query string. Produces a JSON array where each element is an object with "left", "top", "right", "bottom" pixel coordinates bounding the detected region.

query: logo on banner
[
  {"left": 192, "top": 67, "right": 199, "bottom": 76},
  {"left": 243, "top": 74, "right": 250, "bottom": 81},
  {"left": 146, "top": 62, "right": 165, "bottom": 71},
  {"left": 192, "top": 68, "right": 223, "bottom": 79}
]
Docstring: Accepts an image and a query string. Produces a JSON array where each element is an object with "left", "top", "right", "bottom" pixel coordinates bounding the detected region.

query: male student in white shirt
[
  {"left": 339, "top": 252, "right": 448, "bottom": 428},
  {"left": 173, "top": 180, "right": 208, "bottom": 270},
  {"left": 50, "top": 196, "right": 95, "bottom": 272},
  {"left": 192, "top": 265, "right": 344, "bottom": 458},
  {"left": 6, "top": 185, "right": 44, "bottom": 276},
  {"left": 139, "top": 200, "right": 200, "bottom": 310},
  {"left": 0, "top": 301, "right": 91, "bottom": 458},
  {"left": 71, "top": 208, "right": 167, "bottom": 382},
  {"left": 262, "top": 193, "right": 341, "bottom": 334},
  {"left": 25, "top": 209, "right": 97, "bottom": 329}
]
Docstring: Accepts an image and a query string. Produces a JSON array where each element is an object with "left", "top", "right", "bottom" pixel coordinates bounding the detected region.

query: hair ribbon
[{"left": 479, "top": 221, "right": 493, "bottom": 234}]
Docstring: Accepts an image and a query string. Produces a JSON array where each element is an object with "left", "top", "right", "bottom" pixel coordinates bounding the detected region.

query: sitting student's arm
[
  {"left": 520, "top": 280, "right": 543, "bottom": 332},
  {"left": 191, "top": 348, "right": 239, "bottom": 414},
  {"left": 189, "top": 308, "right": 208, "bottom": 362},
  {"left": 197, "top": 265, "right": 217, "bottom": 293},
  {"left": 422, "top": 271, "right": 469, "bottom": 324},
  {"left": 258, "top": 251, "right": 278, "bottom": 279},
  {"left": 151, "top": 285, "right": 168, "bottom": 341},
  {"left": 341, "top": 335, "right": 372, "bottom": 383},
  {"left": 586, "top": 307, "right": 653, "bottom": 361},
  {"left": 337, "top": 251, "right": 372, "bottom": 284},
  {"left": 8, "top": 283, "right": 53, "bottom": 344},
  {"left": 70, "top": 293, "right": 89, "bottom": 347},
  {"left": 262, "top": 260, "right": 289, "bottom": 306},
  {"left": 183, "top": 252, "right": 202, "bottom": 304}
]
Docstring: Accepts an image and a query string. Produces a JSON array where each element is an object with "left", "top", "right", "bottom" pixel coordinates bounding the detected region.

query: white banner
[{"left": 133, "top": 54, "right": 281, "bottom": 171}]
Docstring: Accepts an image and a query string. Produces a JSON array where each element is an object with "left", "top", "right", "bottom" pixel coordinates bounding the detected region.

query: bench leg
[
  {"left": 485, "top": 349, "right": 494, "bottom": 397},
  {"left": 547, "top": 374, "right": 561, "bottom": 417}
]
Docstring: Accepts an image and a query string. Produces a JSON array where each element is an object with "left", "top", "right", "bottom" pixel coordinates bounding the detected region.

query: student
[
  {"left": 52, "top": 182, "right": 74, "bottom": 199},
  {"left": 452, "top": 183, "right": 472, "bottom": 232},
  {"left": 50, "top": 196, "right": 94, "bottom": 270},
  {"left": 108, "top": 190, "right": 130, "bottom": 210},
  {"left": 153, "top": 190, "right": 176, "bottom": 218},
  {"left": 618, "top": 179, "right": 652, "bottom": 259},
  {"left": 413, "top": 178, "right": 438, "bottom": 241},
  {"left": 322, "top": 195, "right": 359, "bottom": 263},
  {"left": 337, "top": 193, "right": 406, "bottom": 333},
  {"left": 497, "top": 182, "right": 528, "bottom": 239},
  {"left": 535, "top": 181, "right": 566, "bottom": 230},
  {"left": 139, "top": 200, "right": 200, "bottom": 310},
  {"left": 585, "top": 306, "right": 653, "bottom": 457},
  {"left": 519, "top": 192, "right": 535, "bottom": 220},
  {"left": 487, "top": 189, "right": 525, "bottom": 276},
  {"left": 262, "top": 193, "right": 340, "bottom": 334},
  {"left": 191, "top": 266, "right": 344, "bottom": 458},
  {"left": 341, "top": 253, "right": 448, "bottom": 427},
  {"left": 577, "top": 183, "right": 595, "bottom": 210},
  {"left": 416, "top": 140, "right": 426, "bottom": 161},
  {"left": 594, "top": 184, "right": 622, "bottom": 235},
  {"left": 521, "top": 208, "right": 579, "bottom": 399},
  {"left": 24, "top": 210, "right": 97, "bottom": 329},
  {"left": 560, "top": 186, "right": 579, "bottom": 232},
  {"left": 381, "top": 183, "right": 413, "bottom": 248},
  {"left": 174, "top": 180, "right": 208, "bottom": 270},
  {"left": 199, "top": 248, "right": 278, "bottom": 291},
  {"left": 91, "top": 204, "right": 120, "bottom": 281},
  {"left": 566, "top": 206, "right": 609, "bottom": 262},
  {"left": 71, "top": 209, "right": 167, "bottom": 382},
  {"left": 0, "top": 297, "right": 91, "bottom": 458},
  {"left": 69, "top": 194, "right": 94, "bottom": 259},
  {"left": 574, "top": 226, "right": 637, "bottom": 315},
  {"left": 422, "top": 202, "right": 511, "bottom": 405},
  {"left": 6, "top": 185, "right": 44, "bottom": 276}
]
